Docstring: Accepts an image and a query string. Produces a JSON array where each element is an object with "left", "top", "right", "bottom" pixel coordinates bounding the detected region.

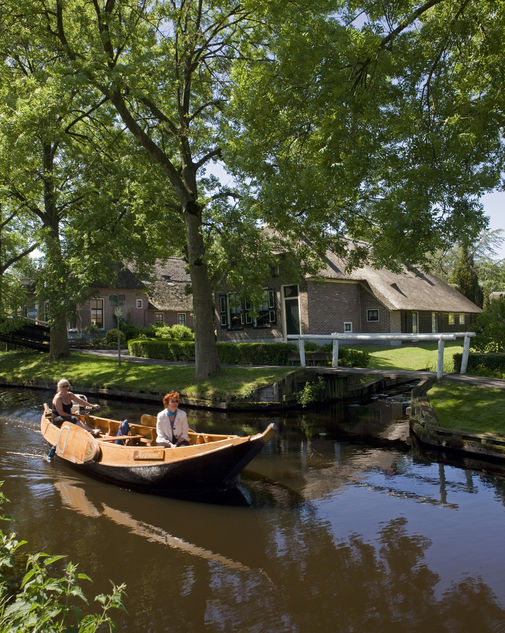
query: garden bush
[
  {"left": 454, "top": 352, "right": 505, "bottom": 376},
  {"left": 153, "top": 324, "right": 194, "bottom": 340},
  {"left": 127, "top": 339, "right": 369, "bottom": 367},
  {"left": 216, "top": 342, "right": 297, "bottom": 365},
  {"left": 128, "top": 338, "right": 195, "bottom": 361},
  {"left": 104, "top": 328, "right": 126, "bottom": 347},
  {"left": 0, "top": 485, "right": 125, "bottom": 632}
]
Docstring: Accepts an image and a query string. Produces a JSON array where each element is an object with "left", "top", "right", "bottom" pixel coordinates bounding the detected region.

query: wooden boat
[{"left": 41, "top": 404, "right": 275, "bottom": 492}]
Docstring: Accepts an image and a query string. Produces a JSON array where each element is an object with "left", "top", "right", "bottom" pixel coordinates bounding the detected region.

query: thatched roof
[
  {"left": 314, "top": 251, "right": 482, "bottom": 313},
  {"left": 147, "top": 258, "right": 192, "bottom": 312}
]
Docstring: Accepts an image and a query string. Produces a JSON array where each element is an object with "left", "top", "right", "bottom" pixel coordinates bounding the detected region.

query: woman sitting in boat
[
  {"left": 156, "top": 391, "right": 190, "bottom": 447},
  {"left": 52, "top": 379, "right": 101, "bottom": 437}
]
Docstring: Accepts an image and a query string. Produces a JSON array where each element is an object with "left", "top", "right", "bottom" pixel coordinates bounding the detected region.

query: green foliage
[
  {"left": 128, "top": 339, "right": 195, "bottom": 362},
  {"left": 453, "top": 352, "right": 505, "bottom": 378},
  {"left": 0, "top": 317, "right": 31, "bottom": 336},
  {"left": 0, "top": 485, "right": 125, "bottom": 633},
  {"left": 449, "top": 244, "right": 483, "bottom": 307},
  {"left": 103, "top": 328, "right": 126, "bottom": 347},
  {"left": 216, "top": 342, "right": 297, "bottom": 366},
  {"left": 472, "top": 297, "right": 505, "bottom": 352},
  {"left": 153, "top": 324, "right": 194, "bottom": 340},
  {"left": 296, "top": 376, "right": 327, "bottom": 408},
  {"left": 84, "top": 325, "right": 103, "bottom": 346},
  {"left": 339, "top": 347, "right": 370, "bottom": 368}
]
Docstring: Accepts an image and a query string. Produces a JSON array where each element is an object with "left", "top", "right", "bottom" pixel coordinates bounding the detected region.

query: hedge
[
  {"left": 454, "top": 352, "right": 505, "bottom": 375},
  {"left": 127, "top": 338, "right": 369, "bottom": 367}
]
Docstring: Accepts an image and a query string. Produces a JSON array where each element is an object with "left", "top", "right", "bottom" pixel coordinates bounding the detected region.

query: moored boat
[{"left": 41, "top": 404, "right": 275, "bottom": 492}]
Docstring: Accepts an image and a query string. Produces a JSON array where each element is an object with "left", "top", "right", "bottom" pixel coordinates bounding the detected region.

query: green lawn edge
[
  {"left": 0, "top": 350, "right": 296, "bottom": 402},
  {"left": 426, "top": 380, "right": 505, "bottom": 435}
]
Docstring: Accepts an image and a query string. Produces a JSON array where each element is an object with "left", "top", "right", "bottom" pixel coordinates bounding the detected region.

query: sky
[{"left": 482, "top": 191, "right": 505, "bottom": 259}]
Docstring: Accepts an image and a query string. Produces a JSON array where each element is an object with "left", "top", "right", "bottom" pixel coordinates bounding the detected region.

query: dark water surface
[{"left": 1, "top": 386, "right": 505, "bottom": 632}]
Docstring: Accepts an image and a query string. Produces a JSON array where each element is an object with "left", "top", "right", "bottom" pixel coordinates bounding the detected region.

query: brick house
[
  {"left": 216, "top": 249, "right": 482, "bottom": 341},
  {"left": 70, "top": 259, "right": 193, "bottom": 335}
]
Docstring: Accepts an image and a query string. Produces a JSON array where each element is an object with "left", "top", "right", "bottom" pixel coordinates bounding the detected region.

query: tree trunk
[
  {"left": 50, "top": 310, "right": 69, "bottom": 360},
  {"left": 184, "top": 203, "right": 220, "bottom": 381}
]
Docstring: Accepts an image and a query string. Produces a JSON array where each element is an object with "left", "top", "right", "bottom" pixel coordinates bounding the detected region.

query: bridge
[
  {"left": 287, "top": 332, "right": 476, "bottom": 379},
  {"left": 0, "top": 320, "right": 50, "bottom": 351}
]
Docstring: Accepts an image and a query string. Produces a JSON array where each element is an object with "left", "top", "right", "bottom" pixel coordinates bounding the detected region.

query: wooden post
[
  {"left": 332, "top": 339, "right": 339, "bottom": 367},
  {"left": 437, "top": 337, "right": 445, "bottom": 379},
  {"left": 460, "top": 333, "right": 471, "bottom": 374},
  {"left": 298, "top": 338, "right": 306, "bottom": 367}
]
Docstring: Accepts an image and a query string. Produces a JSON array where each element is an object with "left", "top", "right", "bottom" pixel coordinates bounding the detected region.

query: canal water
[{"left": 1, "top": 386, "right": 505, "bottom": 632}]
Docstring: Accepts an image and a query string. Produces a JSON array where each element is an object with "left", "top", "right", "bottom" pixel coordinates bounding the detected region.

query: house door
[{"left": 283, "top": 285, "right": 300, "bottom": 335}]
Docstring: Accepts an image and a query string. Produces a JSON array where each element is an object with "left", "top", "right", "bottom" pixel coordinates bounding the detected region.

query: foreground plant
[{"left": 0, "top": 486, "right": 125, "bottom": 633}]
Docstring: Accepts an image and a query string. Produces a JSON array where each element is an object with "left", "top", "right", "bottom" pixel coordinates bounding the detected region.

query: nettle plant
[{"left": 0, "top": 485, "right": 125, "bottom": 633}]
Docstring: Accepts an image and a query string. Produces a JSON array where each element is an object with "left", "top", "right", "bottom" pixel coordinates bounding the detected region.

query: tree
[
  {"left": 224, "top": 0, "right": 503, "bottom": 270},
  {"left": 0, "top": 206, "right": 38, "bottom": 319},
  {"left": 449, "top": 243, "right": 483, "bottom": 307},
  {"left": 6, "top": 0, "right": 505, "bottom": 376},
  {"left": 473, "top": 296, "right": 505, "bottom": 352},
  {"left": 7, "top": 0, "right": 268, "bottom": 379},
  {"left": 0, "top": 20, "right": 171, "bottom": 359}
]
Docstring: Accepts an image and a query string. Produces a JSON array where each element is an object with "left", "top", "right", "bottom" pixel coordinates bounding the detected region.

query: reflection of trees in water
[{"left": 216, "top": 514, "right": 505, "bottom": 633}]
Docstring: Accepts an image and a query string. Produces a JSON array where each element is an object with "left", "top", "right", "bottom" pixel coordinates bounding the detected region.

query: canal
[{"left": 1, "top": 386, "right": 505, "bottom": 632}]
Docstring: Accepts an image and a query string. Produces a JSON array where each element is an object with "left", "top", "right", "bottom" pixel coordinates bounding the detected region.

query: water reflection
[{"left": 1, "top": 386, "right": 505, "bottom": 632}]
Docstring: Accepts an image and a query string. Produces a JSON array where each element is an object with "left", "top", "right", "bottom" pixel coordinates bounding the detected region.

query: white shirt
[{"left": 156, "top": 408, "right": 189, "bottom": 445}]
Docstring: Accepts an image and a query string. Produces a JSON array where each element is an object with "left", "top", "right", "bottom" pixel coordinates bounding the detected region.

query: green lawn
[
  {"left": 0, "top": 350, "right": 295, "bottom": 401},
  {"left": 363, "top": 342, "right": 463, "bottom": 373},
  {"left": 426, "top": 380, "right": 505, "bottom": 435}
]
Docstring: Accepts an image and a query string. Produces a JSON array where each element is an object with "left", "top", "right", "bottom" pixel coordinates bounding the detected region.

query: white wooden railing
[{"left": 286, "top": 332, "right": 476, "bottom": 379}]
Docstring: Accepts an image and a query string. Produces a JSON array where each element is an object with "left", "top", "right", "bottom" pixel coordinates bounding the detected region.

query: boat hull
[{"left": 41, "top": 409, "right": 274, "bottom": 493}]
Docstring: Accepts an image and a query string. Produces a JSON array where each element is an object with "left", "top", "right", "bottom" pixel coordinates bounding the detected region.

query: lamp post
[{"left": 109, "top": 295, "right": 125, "bottom": 366}]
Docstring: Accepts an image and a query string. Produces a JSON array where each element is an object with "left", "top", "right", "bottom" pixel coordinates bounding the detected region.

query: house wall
[
  {"left": 146, "top": 310, "right": 194, "bottom": 329},
  {"left": 358, "top": 286, "right": 391, "bottom": 333},
  {"left": 75, "top": 289, "right": 150, "bottom": 332},
  {"left": 306, "top": 280, "right": 362, "bottom": 334},
  {"left": 389, "top": 311, "right": 402, "bottom": 332}
]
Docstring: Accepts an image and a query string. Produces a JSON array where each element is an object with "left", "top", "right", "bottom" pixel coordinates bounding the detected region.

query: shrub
[
  {"left": 104, "top": 328, "right": 126, "bottom": 347},
  {"left": 454, "top": 352, "right": 505, "bottom": 376},
  {"left": 472, "top": 297, "right": 505, "bottom": 352},
  {"left": 84, "top": 324, "right": 103, "bottom": 345},
  {"left": 296, "top": 376, "right": 327, "bottom": 407},
  {"left": 216, "top": 342, "right": 297, "bottom": 365},
  {"left": 128, "top": 338, "right": 195, "bottom": 361},
  {"left": 339, "top": 347, "right": 370, "bottom": 367},
  {"left": 0, "top": 485, "right": 125, "bottom": 632},
  {"left": 153, "top": 324, "right": 194, "bottom": 340}
]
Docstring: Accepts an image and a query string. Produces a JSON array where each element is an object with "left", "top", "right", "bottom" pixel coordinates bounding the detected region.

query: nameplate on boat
[{"left": 133, "top": 450, "right": 165, "bottom": 461}]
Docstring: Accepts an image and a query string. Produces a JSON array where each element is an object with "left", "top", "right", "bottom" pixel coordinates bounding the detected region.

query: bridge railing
[{"left": 286, "top": 332, "right": 476, "bottom": 379}]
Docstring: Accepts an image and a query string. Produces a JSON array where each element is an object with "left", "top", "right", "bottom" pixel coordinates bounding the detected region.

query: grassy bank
[
  {"left": 0, "top": 351, "right": 295, "bottom": 401},
  {"left": 364, "top": 341, "right": 463, "bottom": 372},
  {"left": 426, "top": 380, "right": 505, "bottom": 435}
]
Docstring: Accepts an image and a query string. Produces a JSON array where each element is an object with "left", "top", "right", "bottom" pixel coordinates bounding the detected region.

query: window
[
  {"left": 154, "top": 312, "right": 164, "bottom": 323},
  {"left": 448, "top": 313, "right": 455, "bottom": 325},
  {"left": 177, "top": 313, "right": 186, "bottom": 326},
  {"left": 218, "top": 289, "right": 276, "bottom": 329},
  {"left": 136, "top": 299, "right": 143, "bottom": 309},
  {"left": 255, "top": 289, "right": 276, "bottom": 327},
  {"left": 344, "top": 321, "right": 353, "bottom": 333},
  {"left": 90, "top": 298, "right": 104, "bottom": 328},
  {"left": 218, "top": 295, "right": 228, "bottom": 327},
  {"left": 367, "top": 309, "right": 379, "bottom": 322},
  {"left": 458, "top": 313, "right": 465, "bottom": 325}
]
